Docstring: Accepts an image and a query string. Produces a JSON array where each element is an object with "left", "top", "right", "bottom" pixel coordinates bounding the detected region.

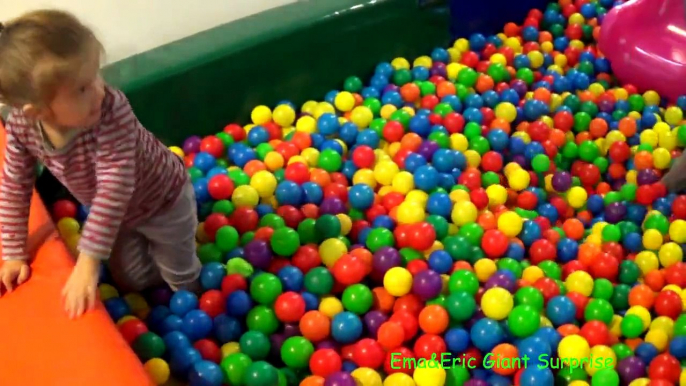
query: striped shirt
[{"left": 0, "top": 86, "right": 187, "bottom": 261}]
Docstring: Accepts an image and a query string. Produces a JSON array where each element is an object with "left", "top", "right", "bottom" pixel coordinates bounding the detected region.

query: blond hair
[{"left": 0, "top": 9, "right": 103, "bottom": 107}]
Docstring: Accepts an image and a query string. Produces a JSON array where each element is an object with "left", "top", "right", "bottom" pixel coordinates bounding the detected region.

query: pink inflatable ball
[
  {"left": 244, "top": 240, "right": 272, "bottom": 270},
  {"left": 636, "top": 169, "right": 660, "bottom": 185},
  {"left": 183, "top": 136, "right": 202, "bottom": 154},
  {"left": 616, "top": 356, "right": 646, "bottom": 384},
  {"left": 324, "top": 372, "right": 357, "bottom": 386},
  {"left": 363, "top": 310, "right": 389, "bottom": 339},
  {"left": 552, "top": 171, "right": 573, "bottom": 192},
  {"left": 372, "top": 247, "right": 402, "bottom": 277},
  {"left": 320, "top": 198, "right": 347, "bottom": 216},
  {"left": 411, "top": 270, "right": 443, "bottom": 301}
]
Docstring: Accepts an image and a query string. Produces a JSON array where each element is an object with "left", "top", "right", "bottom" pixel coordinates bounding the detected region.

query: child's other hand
[
  {"left": 62, "top": 254, "right": 99, "bottom": 319},
  {"left": 0, "top": 260, "right": 30, "bottom": 295}
]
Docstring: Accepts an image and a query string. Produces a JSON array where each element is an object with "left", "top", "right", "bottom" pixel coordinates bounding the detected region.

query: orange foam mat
[{"left": 0, "top": 121, "right": 154, "bottom": 386}]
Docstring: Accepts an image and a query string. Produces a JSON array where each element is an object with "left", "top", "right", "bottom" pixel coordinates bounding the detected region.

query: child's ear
[{"left": 22, "top": 103, "right": 50, "bottom": 121}]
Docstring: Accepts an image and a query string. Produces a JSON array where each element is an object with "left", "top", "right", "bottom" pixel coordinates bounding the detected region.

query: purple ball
[
  {"left": 512, "top": 154, "right": 527, "bottom": 168},
  {"left": 316, "top": 340, "right": 338, "bottom": 350},
  {"left": 604, "top": 202, "right": 627, "bottom": 224},
  {"left": 320, "top": 198, "right": 346, "bottom": 215},
  {"left": 244, "top": 240, "right": 272, "bottom": 269},
  {"left": 616, "top": 356, "right": 646, "bottom": 384},
  {"left": 411, "top": 270, "right": 443, "bottom": 300},
  {"left": 270, "top": 333, "right": 286, "bottom": 358},
  {"left": 183, "top": 136, "right": 202, "bottom": 154},
  {"left": 324, "top": 371, "right": 357, "bottom": 386},
  {"left": 464, "top": 380, "right": 489, "bottom": 386},
  {"left": 611, "top": 179, "right": 626, "bottom": 191},
  {"left": 431, "top": 62, "right": 447, "bottom": 78},
  {"left": 148, "top": 286, "right": 173, "bottom": 306},
  {"left": 465, "top": 307, "right": 485, "bottom": 330},
  {"left": 283, "top": 323, "right": 300, "bottom": 338},
  {"left": 484, "top": 272, "right": 515, "bottom": 293},
  {"left": 372, "top": 247, "right": 401, "bottom": 276},
  {"left": 383, "top": 84, "right": 399, "bottom": 94},
  {"left": 637, "top": 169, "right": 659, "bottom": 185},
  {"left": 417, "top": 140, "right": 440, "bottom": 160},
  {"left": 598, "top": 99, "right": 614, "bottom": 113},
  {"left": 552, "top": 171, "right": 572, "bottom": 192},
  {"left": 364, "top": 310, "right": 388, "bottom": 338}
]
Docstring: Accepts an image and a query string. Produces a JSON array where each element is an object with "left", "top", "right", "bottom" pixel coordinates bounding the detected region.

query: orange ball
[
  {"left": 377, "top": 321, "right": 405, "bottom": 350},
  {"left": 300, "top": 376, "right": 325, "bottom": 386},
  {"left": 490, "top": 343, "right": 520, "bottom": 376},
  {"left": 418, "top": 305, "right": 449, "bottom": 334},
  {"left": 628, "top": 284, "right": 655, "bottom": 308},
  {"left": 372, "top": 287, "right": 395, "bottom": 313},
  {"left": 299, "top": 311, "right": 330, "bottom": 342},
  {"left": 562, "top": 219, "right": 585, "bottom": 240},
  {"left": 558, "top": 324, "right": 580, "bottom": 337}
]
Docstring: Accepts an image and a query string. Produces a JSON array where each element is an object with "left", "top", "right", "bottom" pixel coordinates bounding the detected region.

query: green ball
[
  {"left": 620, "top": 315, "right": 644, "bottom": 338},
  {"left": 315, "top": 214, "right": 341, "bottom": 240},
  {"left": 457, "top": 68, "right": 478, "bottom": 87},
  {"left": 497, "top": 258, "right": 522, "bottom": 279},
  {"left": 610, "top": 284, "right": 630, "bottom": 311},
  {"left": 532, "top": 154, "right": 551, "bottom": 173},
  {"left": 644, "top": 213, "right": 670, "bottom": 235},
  {"left": 584, "top": 299, "right": 614, "bottom": 325},
  {"left": 250, "top": 273, "right": 283, "bottom": 305},
  {"left": 229, "top": 169, "right": 250, "bottom": 186},
  {"left": 458, "top": 223, "right": 483, "bottom": 246},
  {"left": 281, "top": 337, "right": 315, "bottom": 369},
  {"left": 343, "top": 76, "right": 363, "bottom": 93},
  {"left": 446, "top": 364, "right": 470, "bottom": 386},
  {"left": 448, "top": 270, "right": 479, "bottom": 295},
  {"left": 538, "top": 261, "right": 562, "bottom": 280},
  {"left": 221, "top": 353, "right": 252, "bottom": 386},
  {"left": 619, "top": 183, "right": 637, "bottom": 201},
  {"left": 393, "top": 69, "right": 413, "bottom": 86},
  {"left": 678, "top": 125, "right": 686, "bottom": 146},
  {"left": 366, "top": 228, "right": 394, "bottom": 252},
  {"left": 514, "top": 287, "right": 544, "bottom": 311},
  {"left": 132, "top": 332, "right": 165, "bottom": 361},
  {"left": 188, "top": 167, "right": 204, "bottom": 182},
  {"left": 578, "top": 140, "right": 599, "bottom": 161},
  {"left": 270, "top": 227, "right": 300, "bottom": 256},
  {"left": 591, "top": 279, "right": 614, "bottom": 300},
  {"left": 443, "top": 235, "right": 472, "bottom": 261},
  {"left": 259, "top": 213, "right": 285, "bottom": 229},
  {"left": 591, "top": 369, "right": 619, "bottom": 386},
  {"left": 400, "top": 248, "right": 423, "bottom": 265},
  {"left": 611, "top": 343, "right": 633, "bottom": 361},
  {"left": 239, "top": 331, "right": 271, "bottom": 360},
  {"left": 618, "top": 261, "right": 640, "bottom": 285},
  {"left": 674, "top": 315, "right": 686, "bottom": 336},
  {"left": 297, "top": 218, "right": 318, "bottom": 244},
  {"left": 342, "top": 284, "right": 373, "bottom": 315},
  {"left": 216, "top": 226, "right": 240, "bottom": 252},
  {"left": 243, "top": 361, "right": 280, "bottom": 386},
  {"left": 445, "top": 291, "right": 476, "bottom": 322},
  {"left": 198, "top": 243, "right": 223, "bottom": 264},
  {"left": 601, "top": 224, "right": 621, "bottom": 243},
  {"left": 318, "top": 149, "right": 342, "bottom": 172},
  {"left": 426, "top": 215, "right": 449, "bottom": 240},
  {"left": 246, "top": 305, "right": 280, "bottom": 335},
  {"left": 304, "top": 267, "right": 333, "bottom": 295},
  {"left": 212, "top": 200, "right": 235, "bottom": 216},
  {"left": 507, "top": 305, "right": 540, "bottom": 337}
]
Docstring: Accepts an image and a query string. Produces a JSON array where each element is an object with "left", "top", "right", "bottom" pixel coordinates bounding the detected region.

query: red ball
[
  {"left": 221, "top": 274, "right": 247, "bottom": 297},
  {"left": 470, "top": 188, "right": 491, "bottom": 209},
  {"left": 672, "top": 196, "right": 686, "bottom": 219},
  {"left": 274, "top": 292, "right": 306, "bottom": 323},
  {"left": 481, "top": 229, "right": 509, "bottom": 258},
  {"left": 203, "top": 213, "right": 230, "bottom": 241},
  {"left": 407, "top": 222, "right": 436, "bottom": 251},
  {"left": 481, "top": 152, "right": 504, "bottom": 173},
  {"left": 580, "top": 320, "right": 609, "bottom": 347},
  {"left": 664, "top": 263, "right": 686, "bottom": 287},
  {"left": 292, "top": 245, "right": 322, "bottom": 274},
  {"left": 276, "top": 142, "right": 300, "bottom": 162},
  {"left": 383, "top": 121, "right": 405, "bottom": 142},
  {"left": 648, "top": 354, "right": 681, "bottom": 383},
  {"left": 443, "top": 113, "right": 465, "bottom": 133},
  {"left": 529, "top": 239, "right": 556, "bottom": 264},
  {"left": 223, "top": 123, "right": 246, "bottom": 142},
  {"left": 276, "top": 205, "right": 304, "bottom": 229},
  {"left": 636, "top": 184, "right": 655, "bottom": 206},
  {"left": 654, "top": 290, "right": 683, "bottom": 319},
  {"left": 352, "top": 146, "right": 375, "bottom": 169},
  {"left": 199, "top": 136, "right": 225, "bottom": 158},
  {"left": 53, "top": 200, "right": 78, "bottom": 221},
  {"left": 119, "top": 319, "right": 149, "bottom": 345},
  {"left": 353, "top": 338, "right": 385, "bottom": 369},
  {"left": 517, "top": 191, "right": 538, "bottom": 210},
  {"left": 194, "top": 339, "right": 222, "bottom": 363},
  {"left": 566, "top": 291, "right": 589, "bottom": 320},
  {"left": 533, "top": 277, "right": 561, "bottom": 302},
  {"left": 384, "top": 346, "right": 414, "bottom": 375},
  {"left": 199, "top": 290, "right": 225, "bottom": 318},
  {"left": 284, "top": 162, "right": 310, "bottom": 184},
  {"left": 389, "top": 310, "right": 419, "bottom": 339},
  {"left": 230, "top": 207, "right": 259, "bottom": 234},
  {"left": 608, "top": 141, "right": 631, "bottom": 163},
  {"left": 310, "top": 349, "right": 342, "bottom": 377},
  {"left": 377, "top": 321, "right": 405, "bottom": 350},
  {"left": 413, "top": 334, "right": 447, "bottom": 360},
  {"left": 407, "top": 260, "right": 429, "bottom": 275},
  {"left": 553, "top": 111, "right": 574, "bottom": 132},
  {"left": 590, "top": 253, "right": 619, "bottom": 281},
  {"left": 332, "top": 255, "right": 367, "bottom": 285}
]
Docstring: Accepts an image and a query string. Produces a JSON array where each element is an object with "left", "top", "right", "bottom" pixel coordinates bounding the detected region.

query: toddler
[{"left": 0, "top": 10, "right": 202, "bottom": 318}]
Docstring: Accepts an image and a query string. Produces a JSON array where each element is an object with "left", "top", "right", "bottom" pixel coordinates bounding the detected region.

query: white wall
[{"left": 1, "top": 0, "right": 296, "bottom": 64}]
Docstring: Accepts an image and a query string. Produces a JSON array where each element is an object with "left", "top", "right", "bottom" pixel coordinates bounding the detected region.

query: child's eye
[{"left": 80, "top": 86, "right": 87, "bottom": 93}]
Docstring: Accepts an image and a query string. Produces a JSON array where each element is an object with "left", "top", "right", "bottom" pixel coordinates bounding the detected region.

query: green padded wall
[{"left": 101, "top": 0, "right": 450, "bottom": 146}]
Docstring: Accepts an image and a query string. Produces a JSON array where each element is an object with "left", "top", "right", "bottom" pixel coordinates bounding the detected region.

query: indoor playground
[{"left": 4, "top": 0, "right": 686, "bottom": 385}]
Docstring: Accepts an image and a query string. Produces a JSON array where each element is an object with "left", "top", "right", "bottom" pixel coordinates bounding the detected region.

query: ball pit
[{"left": 47, "top": 0, "right": 686, "bottom": 385}]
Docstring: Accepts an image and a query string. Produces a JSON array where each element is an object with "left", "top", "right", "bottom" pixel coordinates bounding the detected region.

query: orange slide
[{"left": 0, "top": 122, "right": 154, "bottom": 386}]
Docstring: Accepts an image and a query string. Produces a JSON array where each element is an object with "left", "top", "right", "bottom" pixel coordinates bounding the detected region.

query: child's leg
[
  {"left": 136, "top": 181, "right": 202, "bottom": 292},
  {"left": 108, "top": 229, "right": 164, "bottom": 293}
]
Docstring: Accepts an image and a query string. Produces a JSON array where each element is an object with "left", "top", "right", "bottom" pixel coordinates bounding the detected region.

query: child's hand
[
  {"left": 62, "top": 254, "right": 100, "bottom": 319},
  {"left": 0, "top": 260, "right": 30, "bottom": 295}
]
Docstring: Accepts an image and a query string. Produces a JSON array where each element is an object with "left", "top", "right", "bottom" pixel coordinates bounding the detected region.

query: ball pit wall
[
  {"left": 449, "top": 0, "right": 551, "bottom": 39},
  {"left": 0, "top": 122, "right": 154, "bottom": 386}
]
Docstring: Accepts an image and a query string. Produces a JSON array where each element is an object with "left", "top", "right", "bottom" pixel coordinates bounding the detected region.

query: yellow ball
[
  {"left": 669, "top": 220, "right": 686, "bottom": 243},
  {"left": 486, "top": 184, "right": 508, "bottom": 206},
  {"left": 57, "top": 217, "right": 80, "bottom": 237},
  {"left": 665, "top": 106, "right": 684, "bottom": 125},
  {"left": 495, "top": 102, "right": 517, "bottom": 123},
  {"left": 643, "top": 90, "right": 661, "bottom": 105},
  {"left": 659, "top": 242, "right": 683, "bottom": 268},
  {"left": 319, "top": 238, "right": 348, "bottom": 268},
  {"left": 464, "top": 150, "right": 481, "bottom": 168},
  {"left": 508, "top": 169, "right": 531, "bottom": 191},
  {"left": 98, "top": 284, "right": 119, "bottom": 301},
  {"left": 474, "top": 259, "right": 497, "bottom": 282},
  {"left": 334, "top": 91, "right": 356, "bottom": 112},
  {"left": 406, "top": 190, "right": 429, "bottom": 206},
  {"left": 351, "top": 367, "right": 383, "bottom": 386},
  {"left": 397, "top": 201, "right": 426, "bottom": 225},
  {"left": 640, "top": 130, "right": 659, "bottom": 147},
  {"left": 231, "top": 185, "right": 259, "bottom": 208},
  {"left": 221, "top": 342, "right": 240, "bottom": 358},
  {"left": 450, "top": 133, "right": 469, "bottom": 151},
  {"left": 558, "top": 335, "right": 591, "bottom": 364},
  {"left": 384, "top": 373, "right": 416, "bottom": 386},
  {"left": 642, "top": 229, "right": 664, "bottom": 250},
  {"left": 659, "top": 131, "right": 678, "bottom": 151},
  {"left": 635, "top": 251, "right": 659, "bottom": 275},
  {"left": 124, "top": 293, "right": 149, "bottom": 319},
  {"left": 451, "top": 201, "right": 478, "bottom": 226},
  {"left": 628, "top": 379, "right": 650, "bottom": 386},
  {"left": 250, "top": 170, "right": 277, "bottom": 198},
  {"left": 301, "top": 100, "right": 318, "bottom": 115},
  {"left": 144, "top": 358, "right": 170, "bottom": 385},
  {"left": 481, "top": 287, "right": 514, "bottom": 320},
  {"left": 380, "top": 104, "right": 398, "bottom": 120},
  {"left": 490, "top": 53, "right": 507, "bottom": 66},
  {"left": 251, "top": 105, "right": 272, "bottom": 125},
  {"left": 384, "top": 267, "right": 413, "bottom": 297},
  {"left": 569, "top": 13, "right": 585, "bottom": 25},
  {"left": 586, "top": 345, "right": 616, "bottom": 376},
  {"left": 626, "top": 305, "right": 652, "bottom": 330},
  {"left": 567, "top": 186, "right": 588, "bottom": 209},
  {"left": 319, "top": 296, "right": 344, "bottom": 318},
  {"left": 354, "top": 169, "right": 378, "bottom": 188},
  {"left": 528, "top": 51, "right": 544, "bottom": 68},
  {"left": 351, "top": 106, "right": 373, "bottom": 128},
  {"left": 264, "top": 152, "right": 285, "bottom": 171},
  {"left": 374, "top": 161, "right": 400, "bottom": 186},
  {"left": 569, "top": 381, "right": 590, "bottom": 386},
  {"left": 446, "top": 62, "right": 462, "bottom": 79},
  {"left": 565, "top": 271, "right": 594, "bottom": 297},
  {"left": 522, "top": 266, "right": 545, "bottom": 284},
  {"left": 645, "top": 329, "right": 669, "bottom": 352},
  {"left": 413, "top": 361, "right": 446, "bottom": 386},
  {"left": 392, "top": 171, "right": 415, "bottom": 194},
  {"left": 391, "top": 57, "right": 411, "bottom": 70},
  {"left": 497, "top": 211, "right": 523, "bottom": 237},
  {"left": 272, "top": 104, "right": 296, "bottom": 127},
  {"left": 651, "top": 316, "right": 675, "bottom": 339},
  {"left": 169, "top": 146, "right": 184, "bottom": 158},
  {"left": 653, "top": 148, "right": 672, "bottom": 169},
  {"left": 314, "top": 102, "right": 336, "bottom": 118},
  {"left": 337, "top": 214, "right": 352, "bottom": 236},
  {"left": 413, "top": 56, "right": 433, "bottom": 68},
  {"left": 296, "top": 116, "right": 317, "bottom": 133}
]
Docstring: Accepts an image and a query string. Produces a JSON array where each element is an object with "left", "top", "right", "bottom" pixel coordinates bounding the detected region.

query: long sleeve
[
  {"left": 0, "top": 125, "right": 37, "bottom": 261},
  {"left": 77, "top": 92, "right": 137, "bottom": 260}
]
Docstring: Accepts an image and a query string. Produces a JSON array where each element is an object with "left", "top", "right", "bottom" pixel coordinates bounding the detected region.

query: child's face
[{"left": 35, "top": 47, "right": 105, "bottom": 129}]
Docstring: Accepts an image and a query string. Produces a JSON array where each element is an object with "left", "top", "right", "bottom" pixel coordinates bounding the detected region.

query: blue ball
[
  {"left": 193, "top": 152, "right": 217, "bottom": 173},
  {"left": 164, "top": 331, "right": 192, "bottom": 352},
  {"left": 189, "top": 360, "right": 224, "bottom": 386},
  {"left": 409, "top": 115, "right": 431, "bottom": 137},
  {"left": 275, "top": 181, "right": 303, "bottom": 206},
  {"left": 200, "top": 262, "right": 226, "bottom": 290},
  {"left": 470, "top": 318, "right": 504, "bottom": 352},
  {"left": 356, "top": 129, "right": 380, "bottom": 148},
  {"left": 428, "top": 250, "right": 453, "bottom": 274},
  {"left": 506, "top": 242, "right": 525, "bottom": 261},
  {"left": 193, "top": 178, "right": 211, "bottom": 204},
  {"left": 372, "top": 215, "right": 396, "bottom": 230},
  {"left": 412, "top": 66, "right": 430, "bottom": 81},
  {"left": 302, "top": 182, "right": 323, "bottom": 205},
  {"left": 160, "top": 314, "right": 184, "bottom": 335},
  {"left": 517, "top": 336, "right": 552, "bottom": 367},
  {"left": 414, "top": 165, "right": 439, "bottom": 191},
  {"left": 278, "top": 266, "right": 304, "bottom": 292},
  {"left": 226, "top": 290, "right": 254, "bottom": 317},
  {"left": 170, "top": 290, "right": 199, "bottom": 317},
  {"left": 670, "top": 336, "right": 686, "bottom": 359},
  {"left": 182, "top": 310, "right": 213, "bottom": 341},
  {"left": 213, "top": 314, "right": 242, "bottom": 344},
  {"left": 247, "top": 126, "right": 270, "bottom": 147},
  {"left": 445, "top": 327, "right": 470, "bottom": 353},
  {"left": 532, "top": 327, "right": 562, "bottom": 351},
  {"left": 104, "top": 297, "right": 131, "bottom": 321},
  {"left": 635, "top": 342, "right": 659, "bottom": 365},
  {"left": 302, "top": 291, "right": 319, "bottom": 311},
  {"left": 349, "top": 184, "right": 375, "bottom": 210},
  {"left": 546, "top": 296, "right": 577, "bottom": 326},
  {"left": 519, "top": 366, "right": 554, "bottom": 386},
  {"left": 432, "top": 149, "right": 456, "bottom": 172},
  {"left": 170, "top": 347, "right": 202, "bottom": 378},
  {"left": 331, "top": 312, "right": 363, "bottom": 344},
  {"left": 342, "top": 360, "right": 358, "bottom": 372},
  {"left": 404, "top": 153, "right": 428, "bottom": 173},
  {"left": 77, "top": 205, "right": 90, "bottom": 222},
  {"left": 557, "top": 238, "right": 579, "bottom": 263},
  {"left": 146, "top": 305, "right": 172, "bottom": 333}
]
